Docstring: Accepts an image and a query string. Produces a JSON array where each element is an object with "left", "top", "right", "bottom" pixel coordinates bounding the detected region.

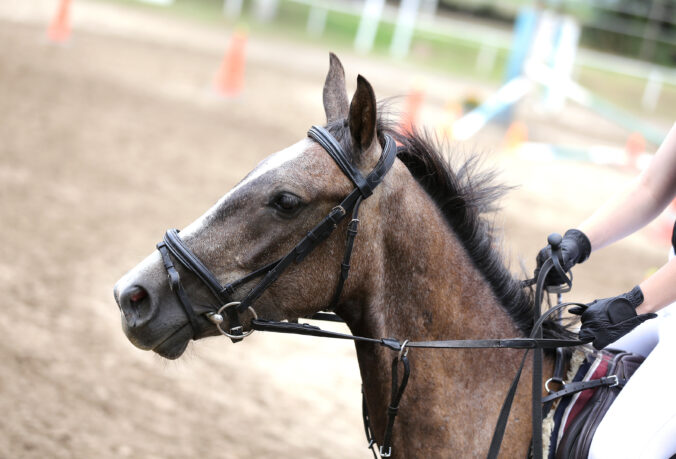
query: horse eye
[{"left": 271, "top": 193, "right": 301, "bottom": 213}]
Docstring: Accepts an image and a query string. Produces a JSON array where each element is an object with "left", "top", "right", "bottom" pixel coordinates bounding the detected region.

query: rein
[
  {"left": 251, "top": 279, "right": 586, "bottom": 459},
  {"left": 155, "top": 125, "right": 587, "bottom": 458}
]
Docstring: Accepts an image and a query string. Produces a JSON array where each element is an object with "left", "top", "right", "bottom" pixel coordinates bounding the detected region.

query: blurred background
[{"left": 1, "top": 0, "right": 674, "bottom": 457}]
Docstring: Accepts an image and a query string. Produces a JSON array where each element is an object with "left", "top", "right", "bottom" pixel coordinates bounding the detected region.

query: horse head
[
  {"left": 113, "top": 51, "right": 583, "bottom": 456},
  {"left": 113, "top": 54, "right": 392, "bottom": 359}
]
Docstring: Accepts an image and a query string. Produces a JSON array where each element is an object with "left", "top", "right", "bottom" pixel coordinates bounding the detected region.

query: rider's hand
[
  {"left": 569, "top": 286, "right": 657, "bottom": 350},
  {"left": 534, "top": 229, "right": 591, "bottom": 286}
]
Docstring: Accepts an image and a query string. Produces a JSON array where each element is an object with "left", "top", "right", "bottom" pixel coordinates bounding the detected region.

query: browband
[{"left": 307, "top": 125, "right": 396, "bottom": 198}]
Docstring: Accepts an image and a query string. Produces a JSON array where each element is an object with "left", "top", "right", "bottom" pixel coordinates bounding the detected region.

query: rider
[{"left": 535, "top": 122, "right": 676, "bottom": 459}]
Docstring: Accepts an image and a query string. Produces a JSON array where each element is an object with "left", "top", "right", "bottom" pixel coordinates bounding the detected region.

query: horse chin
[{"left": 151, "top": 324, "right": 193, "bottom": 360}]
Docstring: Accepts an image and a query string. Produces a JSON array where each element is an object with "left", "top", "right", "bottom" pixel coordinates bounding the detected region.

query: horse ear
[
  {"left": 323, "top": 53, "right": 349, "bottom": 123},
  {"left": 348, "top": 75, "right": 377, "bottom": 154}
]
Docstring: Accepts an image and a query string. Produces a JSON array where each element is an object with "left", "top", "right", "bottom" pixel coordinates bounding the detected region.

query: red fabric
[{"left": 564, "top": 353, "right": 611, "bottom": 431}]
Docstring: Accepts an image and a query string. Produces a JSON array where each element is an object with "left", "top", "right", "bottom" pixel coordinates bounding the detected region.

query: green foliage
[{"left": 580, "top": 0, "right": 676, "bottom": 66}]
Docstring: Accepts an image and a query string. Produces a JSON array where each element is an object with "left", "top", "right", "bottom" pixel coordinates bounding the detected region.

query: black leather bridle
[
  {"left": 156, "top": 125, "right": 397, "bottom": 341},
  {"left": 154, "top": 125, "right": 587, "bottom": 459}
]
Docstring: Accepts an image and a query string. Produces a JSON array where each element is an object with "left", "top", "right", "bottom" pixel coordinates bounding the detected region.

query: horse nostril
[
  {"left": 129, "top": 286, "right": 148, "bottom": 305},
  {"left": 119, "top": 285, "right": 152, "bottom": 328}
]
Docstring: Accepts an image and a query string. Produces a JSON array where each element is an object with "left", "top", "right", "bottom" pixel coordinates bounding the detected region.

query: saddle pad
[{"left": 545, "top": 349, "right": 644, "bottom": 459}]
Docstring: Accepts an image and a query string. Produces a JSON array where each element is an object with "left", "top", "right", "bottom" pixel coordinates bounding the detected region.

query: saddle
[{"left": 543, "top": 348, "right": 644, "bottom": 459}]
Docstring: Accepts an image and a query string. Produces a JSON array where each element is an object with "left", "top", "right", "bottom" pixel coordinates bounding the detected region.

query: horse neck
[
  {"left": 339, "top": 162, "right": 544, "bottom": 455},
  {"left": 344, "top": 160, "right": 523, "bottom": 349}
]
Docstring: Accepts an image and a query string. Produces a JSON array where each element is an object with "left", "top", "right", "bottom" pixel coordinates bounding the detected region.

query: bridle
[
  {"left": 154, "top": 125, "right": 588, "bottom": 459},
  {"left": 156, "top": 125, "right": 397, "bottom": 341}
]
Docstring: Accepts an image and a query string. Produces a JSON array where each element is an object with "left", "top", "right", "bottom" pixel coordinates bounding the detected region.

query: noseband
[{"left": 156, "top": 126, "right": 397, "bottom": 341}]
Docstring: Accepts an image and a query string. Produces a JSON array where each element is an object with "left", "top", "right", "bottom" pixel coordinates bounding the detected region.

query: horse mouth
[{"left": 152, "top": 323, "right": 192, "bottom": 359}]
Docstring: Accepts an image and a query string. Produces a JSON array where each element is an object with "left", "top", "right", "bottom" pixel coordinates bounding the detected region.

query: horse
[{"left": 113, "top": 53, "right": 577, "bottom": 457}]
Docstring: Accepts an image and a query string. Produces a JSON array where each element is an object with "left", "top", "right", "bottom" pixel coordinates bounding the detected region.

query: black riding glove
[
  {"left": 534, "top": 229, "right": 591, "bottom": 286},
  {"left": 570, "top": 286, "right": 657, "bottom": 350}
]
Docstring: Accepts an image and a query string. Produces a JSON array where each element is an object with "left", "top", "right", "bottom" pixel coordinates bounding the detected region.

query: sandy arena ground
[{"left": 0, "top": 2, "right": 672, "bottom": 458}]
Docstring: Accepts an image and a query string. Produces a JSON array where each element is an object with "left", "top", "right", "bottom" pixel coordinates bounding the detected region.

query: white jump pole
[
  {"left": 544, "top": 16, "right": 580, "bottom": 113},
  {"left": 355, "top": 0, "right": 385, "bottom": 54},
  {"left": 307, "top": 5, "right": 328, "bottom": 38},
  {"left": 525, "top": 61, "right": 665, "bottom": 145},
  {"left": 223, "top": 0, "right": 243, "bottom": 18},
  {"left": 642, "top": 69, "right": 663, "bottom": 112},
  {"left": 253, "top": 0, "right": 278, "bottom": 22},
  {"left": 475, "top": 44, "right": 498, "bottom": 74},
  {"left": 420, "top": 0, "right": 439, "bottom": 17},
  {"left": 390, "top": 0, "right": 421, "bottom": 59},
  {"left": 452, "top": 77, "right": 532, "bottom": 141}
]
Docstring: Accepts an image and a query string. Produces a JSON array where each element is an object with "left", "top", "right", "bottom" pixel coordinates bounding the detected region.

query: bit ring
[{"left": 215, "top": 301, "right": 258, "bottom": 339}]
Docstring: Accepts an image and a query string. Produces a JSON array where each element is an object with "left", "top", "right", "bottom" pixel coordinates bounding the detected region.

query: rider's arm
[
  {"left": 578, "top": 122, "right": 676, "bottom": 251},
  {"left": 637, "top": 255, "right": 676, "bottom": 314}
]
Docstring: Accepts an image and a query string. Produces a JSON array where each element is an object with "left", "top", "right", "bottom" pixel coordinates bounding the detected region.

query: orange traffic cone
[
  {"left": 625, "top": 132, "right": 646, "bottom": 170},
  {"left": 215, "top": 30, "right": 247, "bottom": 97},
  {"left": 48, "top": 0, "right": 71, "bottom": 43},
  {"left": 503, "top": 121, "right": 528, "bottom": 152},
  {"left": 438, "top": 101, "right": 462, "bottom": 141},
  {"left": 399, "top": 86, "right": 425, "bottom": 135}
]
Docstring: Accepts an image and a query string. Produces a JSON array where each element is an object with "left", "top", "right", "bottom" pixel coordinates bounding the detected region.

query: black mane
[{"left": 326, "top": 115, "right": 573, "bottom": 341}]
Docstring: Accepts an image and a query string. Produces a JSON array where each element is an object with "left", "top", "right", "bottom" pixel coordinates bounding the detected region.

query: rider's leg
[{"left": 588, "top": 307, "right": 676, "bottom": 459}]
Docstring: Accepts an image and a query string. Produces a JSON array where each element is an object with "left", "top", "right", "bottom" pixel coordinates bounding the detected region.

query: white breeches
[{"left": 588, "top": 297, "right": 676, "bottom": 458}]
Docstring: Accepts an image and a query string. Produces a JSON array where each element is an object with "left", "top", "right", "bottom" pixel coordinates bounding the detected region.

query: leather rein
[{"left": 155, "top": 125, "right": 586, "bottom": 458}]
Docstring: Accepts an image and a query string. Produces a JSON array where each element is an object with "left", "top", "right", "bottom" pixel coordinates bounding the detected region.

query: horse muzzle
[{"left": 113, "top": 251, "right": 200, "bottom": 356}]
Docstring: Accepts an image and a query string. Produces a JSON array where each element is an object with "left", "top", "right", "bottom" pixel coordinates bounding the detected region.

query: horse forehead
[
  {"left": 240, "top": 138, "right": 316, "bottom": 187},
  {"left": 180, "top": 138, "right": 327, "bottom": 239}
]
